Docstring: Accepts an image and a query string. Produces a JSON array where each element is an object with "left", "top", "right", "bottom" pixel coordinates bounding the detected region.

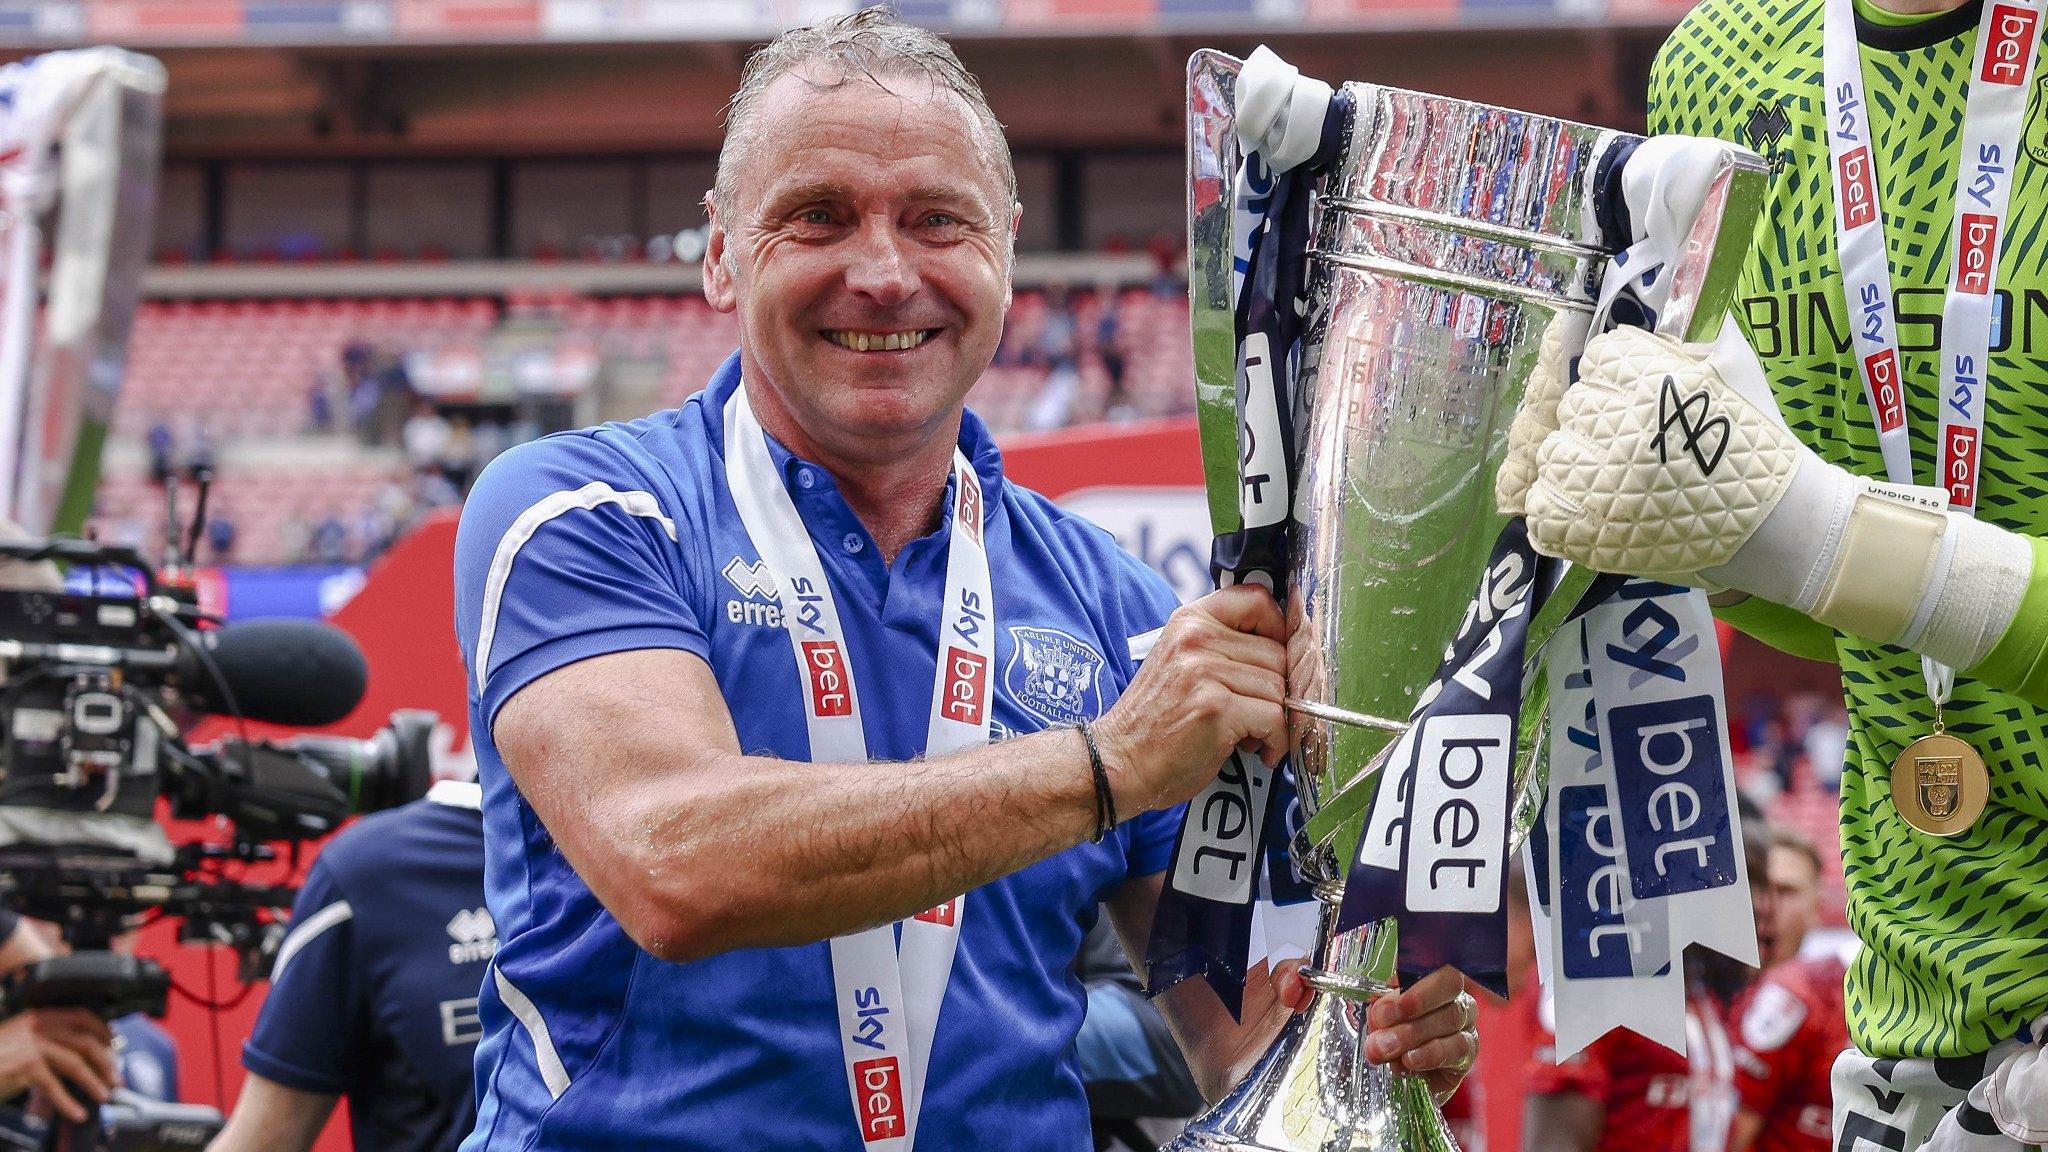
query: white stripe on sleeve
[
  {"left": 270, "top": 900, "right": 352, "bottom": 984},
  {"left": 475, "top": 482, "right": 678, "bottom": 693}
]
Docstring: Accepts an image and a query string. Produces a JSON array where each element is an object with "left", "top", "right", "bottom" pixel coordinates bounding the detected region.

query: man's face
[
  {"left": 1767, "top": 844, "right": 1822, "bottom": 963},
  {"left": 703, "top": 68, "right": 1017, "bottom": 454}
]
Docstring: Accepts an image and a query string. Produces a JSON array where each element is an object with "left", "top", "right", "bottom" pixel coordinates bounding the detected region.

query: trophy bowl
[{"left": 1172, "top": 48, "right": 1762, "bottom": 1152}]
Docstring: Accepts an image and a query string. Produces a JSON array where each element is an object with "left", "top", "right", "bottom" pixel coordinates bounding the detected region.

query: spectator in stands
[
  {"left": 1027, "top": 286, "right": 1082, "bottom": 431},
  {"left": 402, "top": 402, "right": 452, "bottom": 472},
  {"left": 207, "top": 516, "right": 236, "bottom": 562},
  {"left": 147, "top": 421, "right": 175, "bottom": 486},
  {"left": 1797, "top": 702, "right": 1847, "bottom": 793},
  {"left": 309, "top": 368, "right": 343, "bottom": 434},
  {"left": 438, "top": 418, "right": 478, "bottom": 488},
  {"left": 1095, "top": 288, "right": 1133, "bottom": 423},
  {"left": 310, "top": 514, "right": 350, "bottom": 565},
  {"left": 412, "top": 468, "right": 461, "bottom": 513}
]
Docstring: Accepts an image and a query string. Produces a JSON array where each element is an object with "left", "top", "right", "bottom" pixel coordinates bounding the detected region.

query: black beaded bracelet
[{"left": 1076, "top": 719, "right": 1117, "bottom": 843}]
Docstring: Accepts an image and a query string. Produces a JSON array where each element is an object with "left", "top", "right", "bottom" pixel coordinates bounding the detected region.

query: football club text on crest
[{"left": 1004, "top": 626, "right": 1106, "bottom": 726}]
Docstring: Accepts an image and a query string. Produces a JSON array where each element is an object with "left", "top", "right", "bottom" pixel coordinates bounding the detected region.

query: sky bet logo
[
  {"left": 1957, "top": 214, "right": 1999, "bottom": 295},
  {"left": 1945, "top": 424, "right": 1981, "bottom": 507},
  {"left": 852, "top": 1056, "right": 906, "bottom": 1143},
  {"left": 1838, "top": 146, "right": 1878, "bottom": 230},
  {"left": 1984, "top": 4, "right": 2039, "bottom": 85},
  {"left": 802, "top": 641, "right": 853, "bottom": 717},
  {"left": 940, "top": 647, "right": 987, "bottom": 726},
  {"left": 1865, "top": 348, "right": 1905, "bottom": 432},
  {"left": 1608, "top": 695, "right": 1735, "bottom": 899},
  {"left": 956, "top": 469, "right": 983, "bottom": 544}
]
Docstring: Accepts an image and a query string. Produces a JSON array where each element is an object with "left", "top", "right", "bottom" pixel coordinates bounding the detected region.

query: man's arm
[
  {"left": 1103, "top": 873, "right": 1479, "bottom": 1104},
  {"left": 493, "top": 584, "right": 1290, "bottom": 963},
  {"left": 1523, "top": 1092, "right": 1604, "bottom": 1152},
  {"left": 205, "top": 1074, "right": 336, "bottom": 1152}
]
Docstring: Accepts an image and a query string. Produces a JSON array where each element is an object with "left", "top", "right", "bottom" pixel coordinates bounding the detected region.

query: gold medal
[{"left": 1888, "top": 724, "right": 1989, "bottom": 838}]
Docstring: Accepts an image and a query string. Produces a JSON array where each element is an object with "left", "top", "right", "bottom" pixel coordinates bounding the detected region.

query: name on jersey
[
  {"left": 1985, "top": 4, "right": 2039, "bottom": 86},
  {"left": 1744, "top": 287, "right": 2048, "bottom": 359}
]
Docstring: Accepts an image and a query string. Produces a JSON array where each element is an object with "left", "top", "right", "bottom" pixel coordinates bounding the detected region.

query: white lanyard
[
  {"left": 1823, "top": 0, "right": 2042, "bottom": 704},
  {"left": 722, "top": 383, "right": 995, "bottom": 1152}
]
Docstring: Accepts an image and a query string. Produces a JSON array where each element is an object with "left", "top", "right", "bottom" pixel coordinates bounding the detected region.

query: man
[
  {"left": 1728, "top": 830, "right": 1849, "bottom": 1152},
  {"left": 1494, "top": 0, "right": 2048, "bottom": 1138},
  {"left": 1764, "top": 829, "right": 1826, "bottom": 966},
  {"left": 209, "top": 778, "right": 491, "bottom": 1152},
  {"left": 451, "top": 11, "right": 1477, "bottom": 1151},
  {"left": 1523, "top": 829, "right": 1776, "bottom": 1152},
  {"left": 0, "top": 908, "right": 117, "bottom": 1125}
]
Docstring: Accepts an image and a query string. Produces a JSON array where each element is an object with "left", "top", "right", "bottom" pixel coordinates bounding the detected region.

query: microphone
[{"left": 176, "top": 619, "right": 369, "bottom": 727}]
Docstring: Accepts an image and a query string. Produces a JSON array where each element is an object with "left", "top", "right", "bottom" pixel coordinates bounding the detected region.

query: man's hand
[
  {"left": 0, "top": 1007, "right": 115, "bottom": 1123},
  {"left": 1092, "top": 583, "right": 1289, "bottom": 817},
  {"left": 1360, "top": 966, "right": 1481, "bottom": 1103}
]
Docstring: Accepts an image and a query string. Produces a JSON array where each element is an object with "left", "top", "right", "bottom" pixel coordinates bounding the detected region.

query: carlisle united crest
[{"left": 1005, "top": 626, "right": 1105, "bottom": 726}]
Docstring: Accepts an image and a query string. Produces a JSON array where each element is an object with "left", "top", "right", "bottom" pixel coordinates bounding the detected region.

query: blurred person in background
[
  {"left": 1764, "top": 829, "right": 1826, "bottom": 967},
  {"left": 1727, "top": 830, "right": 1847, "bottom": 1152},
  {"left": 1073, "top": 917, "right": 1202, "bottom": 1152},
  {"left": 1026, "top": 284, "right": 1082, "bottom": 431},
  {"left": 208, "top": 777, "right": 491, "bottom": 1152},
  {"left": 1524, "top": 828, "right": 1777, "bottom": 1152}
]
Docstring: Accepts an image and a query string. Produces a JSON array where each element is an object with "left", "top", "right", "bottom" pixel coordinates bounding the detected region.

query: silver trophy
[{"left": 1174, "top": 50, "right": 1764, "bottom": 1152}]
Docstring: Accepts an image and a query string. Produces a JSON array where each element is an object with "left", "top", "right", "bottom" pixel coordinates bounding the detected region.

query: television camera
[{"left": 0, "top": 536, "right": 434, "bottom": 1150}]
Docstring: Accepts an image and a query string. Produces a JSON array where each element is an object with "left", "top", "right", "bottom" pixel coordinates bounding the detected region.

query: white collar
[{"left": 426, "top": 779, "right": 482, "bottom": 811}]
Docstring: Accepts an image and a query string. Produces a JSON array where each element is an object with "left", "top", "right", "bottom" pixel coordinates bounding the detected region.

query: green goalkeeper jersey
[{"left": 1650, "top": 0, "right": 2048, "bottom": 1058}]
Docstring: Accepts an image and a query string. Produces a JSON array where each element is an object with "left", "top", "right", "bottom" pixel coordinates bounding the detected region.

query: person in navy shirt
[
  {"left": 211, "top": 780, "right": 492, "bottom": 1152},
  {"left": 450, "top": 10, "right": 1480, "bottom": 1151}
]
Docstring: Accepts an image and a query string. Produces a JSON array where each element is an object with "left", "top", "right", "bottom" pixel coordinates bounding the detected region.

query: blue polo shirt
[{"left": 450, "top": 355, "right": 1186, "bottom": 1151}]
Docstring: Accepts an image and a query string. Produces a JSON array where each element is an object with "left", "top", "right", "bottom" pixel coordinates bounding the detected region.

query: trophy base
[{"left": 1160, "top": 977, "right": 1461, "bottom": 1152}]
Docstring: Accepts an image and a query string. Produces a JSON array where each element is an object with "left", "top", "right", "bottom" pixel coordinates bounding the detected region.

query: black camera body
[{"left": 0, "top": 538, "right": 436, "bottom": 1152}]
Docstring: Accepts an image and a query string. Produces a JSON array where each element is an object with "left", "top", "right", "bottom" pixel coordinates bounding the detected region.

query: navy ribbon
[{"left": 1144, "top": 88, "right": 1352, "bottom": 1016}]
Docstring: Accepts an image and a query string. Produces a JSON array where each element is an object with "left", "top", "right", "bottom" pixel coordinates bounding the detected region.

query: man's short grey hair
[{"left": 711, "top": 6, "right": 1017, "bottom": 212}]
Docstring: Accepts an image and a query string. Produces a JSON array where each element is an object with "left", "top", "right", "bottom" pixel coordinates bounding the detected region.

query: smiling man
[{"left": 449, "top": 10, "right": 1476, "bottom": 1151}]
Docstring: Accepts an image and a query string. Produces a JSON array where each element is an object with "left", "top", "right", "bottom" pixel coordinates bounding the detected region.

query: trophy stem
[{"left": 1160, "top": 905, "right": 1461, "bottom": 1152}]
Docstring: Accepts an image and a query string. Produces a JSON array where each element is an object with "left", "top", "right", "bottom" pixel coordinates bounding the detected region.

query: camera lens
[{"left": 277, "top": 709, "right": 436, "bottom": 816}]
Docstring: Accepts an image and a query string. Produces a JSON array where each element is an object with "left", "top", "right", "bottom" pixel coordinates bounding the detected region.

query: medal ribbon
[
  {"left": 722, "top": 385, "right": 995, "bottom": 1152},
  {"left": 1822, "top": 0, "right": 2043, "bottom": 707}
]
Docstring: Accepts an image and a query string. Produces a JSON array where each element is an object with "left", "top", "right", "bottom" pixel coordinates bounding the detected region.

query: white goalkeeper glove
[{"left": 1495, "top": 319, "right": 2032, "bottom": 670}]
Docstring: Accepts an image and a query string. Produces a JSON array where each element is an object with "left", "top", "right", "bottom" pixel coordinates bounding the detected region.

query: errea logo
[
  {"left": 447, "top": 907, "right": 498, "bottom": 965},
  {"left": 723, "top": 557, "right": 785, "bottom": 628}
]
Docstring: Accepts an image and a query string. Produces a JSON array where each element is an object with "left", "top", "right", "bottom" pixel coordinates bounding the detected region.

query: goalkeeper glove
[{"left": 1495, "top": 319, "right": 2033, "bottom": 672}]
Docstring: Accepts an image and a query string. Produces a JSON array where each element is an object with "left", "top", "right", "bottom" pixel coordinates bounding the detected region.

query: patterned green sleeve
[
  {"left": 1968, "top": 537, "right": 2048, "bottom": 708},
  {"left": 1713, "top": 594, "right": 1840, "bottom": 664}
]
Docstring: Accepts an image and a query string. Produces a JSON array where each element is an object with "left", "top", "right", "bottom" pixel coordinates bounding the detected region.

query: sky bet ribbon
[
  {"left": 1145, "top": 48, "right": 1351, "bottom": 1016},
  {"left": 1337, "top": 134, "right": 1752, "bottom": 1006},
  {"left": 1522, "top": 135, "right": 1755, "bottom": 1058}
]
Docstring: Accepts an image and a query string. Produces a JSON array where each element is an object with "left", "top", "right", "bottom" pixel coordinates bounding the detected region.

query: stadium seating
[{"left": 101, "top": 288, "right": 1196, "bottom": 564}]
